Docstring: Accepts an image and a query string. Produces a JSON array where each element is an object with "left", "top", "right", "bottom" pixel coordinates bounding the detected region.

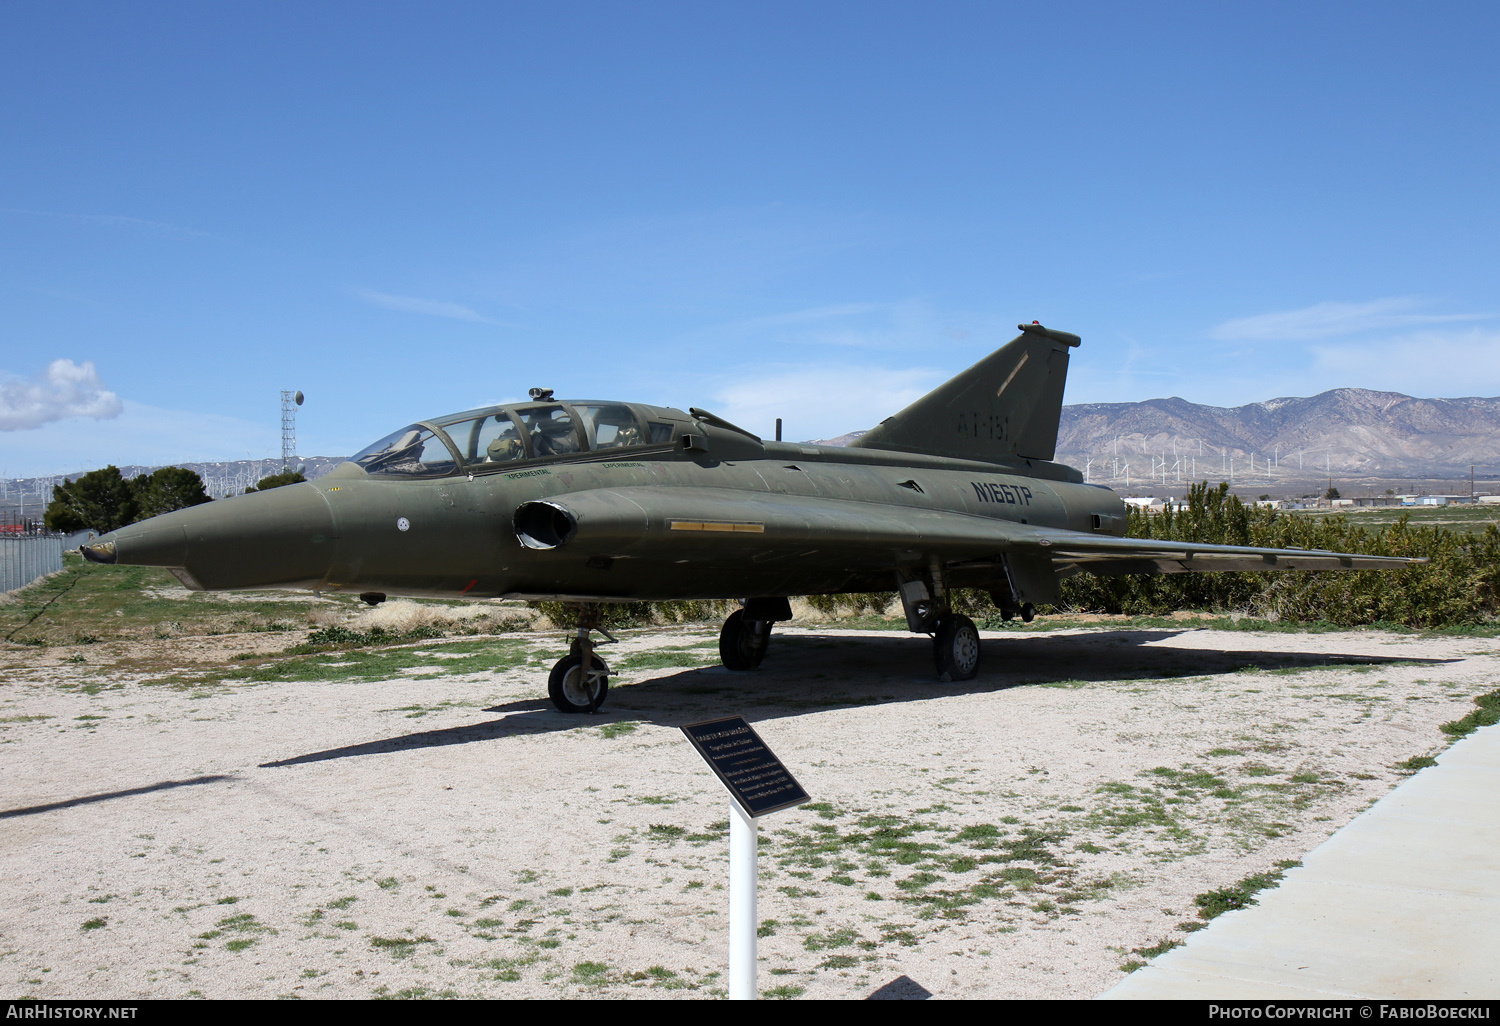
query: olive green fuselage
[{"left": 95, "top": 420, "right": 1125, "bottom": 602}]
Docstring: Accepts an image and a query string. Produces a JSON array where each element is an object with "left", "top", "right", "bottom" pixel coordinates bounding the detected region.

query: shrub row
[{"left": 1060, "top": 482, "right": 1500, "bottom": 628}]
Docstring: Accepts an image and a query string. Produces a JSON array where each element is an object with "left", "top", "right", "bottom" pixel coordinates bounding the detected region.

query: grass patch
[
  {"left": 0, "top": 558, "right": 329, "bottom": 652},
  {"left": 804, "top": 927, "right": 859, "bottom": 951},
  {"left": 370, "top": 935, "right": 435, "bottom": 958},
  {"left": 571, "top": 961, "right": 610, "bottom": 984},
  {"left": 1194, "top": 861, "right": 1300, "bottom": 920},
  {"left": 231, "top": 637, "right": 537, "bottom": 686},
  {"left": 611, "top": 646, "right": 721, "bottom": 673},
  {"left": 1132, "top": 937, "right": 1182, "bottom": 959},
  {"left": 1440, "top": 689, "right": 1500, "bottom": 738}
]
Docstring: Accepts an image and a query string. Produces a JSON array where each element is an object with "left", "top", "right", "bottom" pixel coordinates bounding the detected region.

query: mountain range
[
  {"left": 819, "top": 388, "right": 1500, "bottom": 486},
  {"left": 1054, "top": 388, "right": 1500, "bottom": 481}
]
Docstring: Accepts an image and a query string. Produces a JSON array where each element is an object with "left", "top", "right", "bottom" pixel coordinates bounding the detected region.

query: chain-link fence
[{"left": 0, "top": 535, "right": 64, "bottom": 594}]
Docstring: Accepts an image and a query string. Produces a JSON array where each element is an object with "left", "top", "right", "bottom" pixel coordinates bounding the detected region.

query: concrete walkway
[{"left": 1101, "top": 723, "right": 1500, "bottom": 999}]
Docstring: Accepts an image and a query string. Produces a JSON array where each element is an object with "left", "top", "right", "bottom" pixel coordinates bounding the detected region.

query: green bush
[{"left": 1061, "top": 482, "right": 1500, "bottom": 628}]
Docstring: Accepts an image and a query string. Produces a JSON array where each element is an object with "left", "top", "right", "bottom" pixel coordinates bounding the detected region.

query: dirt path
[{"left": 0, "top": 622, "right": 1492, "bottom": 999}]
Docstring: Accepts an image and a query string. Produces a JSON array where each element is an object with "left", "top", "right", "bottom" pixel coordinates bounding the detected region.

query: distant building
[{"left": 1409, "top": 494, "right": 1475, "bottom": 506}]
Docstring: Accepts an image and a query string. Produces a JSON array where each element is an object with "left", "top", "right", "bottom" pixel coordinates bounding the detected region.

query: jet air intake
[{"left": 514, "top": 501, "right": 578, "bottom": 549}]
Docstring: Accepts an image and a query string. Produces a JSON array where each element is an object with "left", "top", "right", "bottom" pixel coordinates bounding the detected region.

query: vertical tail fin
[{"left": 852, "top": 323, "right": 1080, "bottom": 462}]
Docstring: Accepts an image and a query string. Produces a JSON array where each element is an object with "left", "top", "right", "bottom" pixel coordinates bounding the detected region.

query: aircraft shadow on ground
[
  {"left": 0, "top": 774, "right": 236, "bottom": 820},
  {"left": 260, "top": 628, "right": 1453, "bottom": 770}
]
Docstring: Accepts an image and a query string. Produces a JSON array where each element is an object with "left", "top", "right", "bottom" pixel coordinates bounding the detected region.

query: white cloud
[
  {"left": 1310, "top": 328, "right": 1500, "bottom": 398},
  {"left": 354, "top": 289, "right": 499, "bottom": 324},
  {"left": 0, "top": 360, "right": 123, "bottom": 431},
  {"left": 710, "top": 364, "right": 943, "bottom": 441},
  {"left": 0, "top": 399, "right": 279, "bottom": 479},
  {"left": 1212, "top": 298, "right": 1483, "bottom": 341}
]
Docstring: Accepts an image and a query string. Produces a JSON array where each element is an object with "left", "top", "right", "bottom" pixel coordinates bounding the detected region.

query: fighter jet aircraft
[{"left": 82, "top": 323, "right": 1421, "bottom": 713}]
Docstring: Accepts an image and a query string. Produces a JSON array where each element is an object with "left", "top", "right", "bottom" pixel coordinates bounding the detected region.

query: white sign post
[
  {"left": 729, "top": 797, "right": 758, "bottom": 1000},
  {"left": 681, "top": 716, "right": 811, "bottom": 1002}
]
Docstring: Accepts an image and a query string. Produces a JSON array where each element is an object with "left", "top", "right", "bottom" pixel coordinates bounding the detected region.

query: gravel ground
[{"left": 0, "top": 620, "right": 1492, "bottom": 1000}]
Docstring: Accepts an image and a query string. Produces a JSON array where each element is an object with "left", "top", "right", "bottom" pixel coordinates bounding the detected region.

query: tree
[
  {"left": 1325, "top": 486, "right": 1341, "bottom": 500},
  {"left": 252, "top": 469, "right": 307, "bottom": 491},
  {"left": 44, "top": 467, "right": 140, "bottom": 534},
  {"left": 131, "top": 467, "right": 211, "bottom": 519}
]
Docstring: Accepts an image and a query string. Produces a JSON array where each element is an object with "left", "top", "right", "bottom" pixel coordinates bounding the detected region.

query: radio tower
[{"left": 280, "top": 390, "right": 304, "bottom": 470}]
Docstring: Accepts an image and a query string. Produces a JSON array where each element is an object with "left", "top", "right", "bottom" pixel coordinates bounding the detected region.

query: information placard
[{"left": 681, "top": 716, "right": 810, "bottom": 818}]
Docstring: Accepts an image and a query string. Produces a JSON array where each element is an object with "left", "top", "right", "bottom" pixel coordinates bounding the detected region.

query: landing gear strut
[{"left": 547, "top": 603, "right": 612, "bottom": 713}]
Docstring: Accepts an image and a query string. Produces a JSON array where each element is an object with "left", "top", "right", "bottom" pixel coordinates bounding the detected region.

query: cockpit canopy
[{"left": 349, "top": 402, "right": 680, "bottom": 478}]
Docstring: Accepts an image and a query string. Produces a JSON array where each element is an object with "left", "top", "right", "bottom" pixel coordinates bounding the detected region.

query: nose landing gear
[
  {"left": 548, "top": 652, "right": 610, "bottom": 713},
  {"left": 547, "top": 603, "right": 612, "bottom": 713}
]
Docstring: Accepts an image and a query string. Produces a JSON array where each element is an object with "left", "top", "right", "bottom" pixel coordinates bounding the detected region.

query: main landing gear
[
  {"left": 718, "top": 598, "right": 794, "bottom": 672},
  {"left": 548, "top": 603, "right": 612, "bottom": 713},
  {"left": 932, "top": 613, "right": 981, "bottom": 681},
  {"left": 719, "top": 609, "right": 772, "bottom": 670},
  {"left": 900, "top": 567, "right": 1011, "bottom": 683}
]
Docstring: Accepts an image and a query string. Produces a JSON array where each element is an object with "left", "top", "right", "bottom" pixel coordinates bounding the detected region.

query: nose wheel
[
  {"left": 548, "top": 652, "right": 610, "bottom": 713},
  {"left": 547, "top": 603, "right": 612, "bottom": 713}
]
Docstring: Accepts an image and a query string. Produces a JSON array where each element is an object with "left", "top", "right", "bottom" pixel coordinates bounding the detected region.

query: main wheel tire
[
  {"left": 719, "top": 609, "right": 771, "bottom": 671},
  {"left": 932, "top": 614, "right": 981, "bottom": 682},
  {"left": 548, "top": 653, "right": 610, "bottom": 713}
]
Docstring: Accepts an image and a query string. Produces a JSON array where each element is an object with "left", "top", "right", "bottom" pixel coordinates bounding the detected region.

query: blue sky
[{"left": 3, "top": 2, "right": 1498, "bottom": 477}]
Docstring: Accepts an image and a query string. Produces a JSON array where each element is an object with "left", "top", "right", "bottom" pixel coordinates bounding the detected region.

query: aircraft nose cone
[
  {"left": 88, "top": 518, "right": 187, "bottom": 568},
  {"left": 92, "top": 483, "right": 336, "bottom": 591},
  {"left": 80, "top": 539, "right": 116, "bottom": 564}
]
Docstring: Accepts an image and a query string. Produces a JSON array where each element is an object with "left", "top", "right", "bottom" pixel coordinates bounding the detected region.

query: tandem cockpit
[{"left": 348, "top": 397, "right": 686, "bottom": 479}]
